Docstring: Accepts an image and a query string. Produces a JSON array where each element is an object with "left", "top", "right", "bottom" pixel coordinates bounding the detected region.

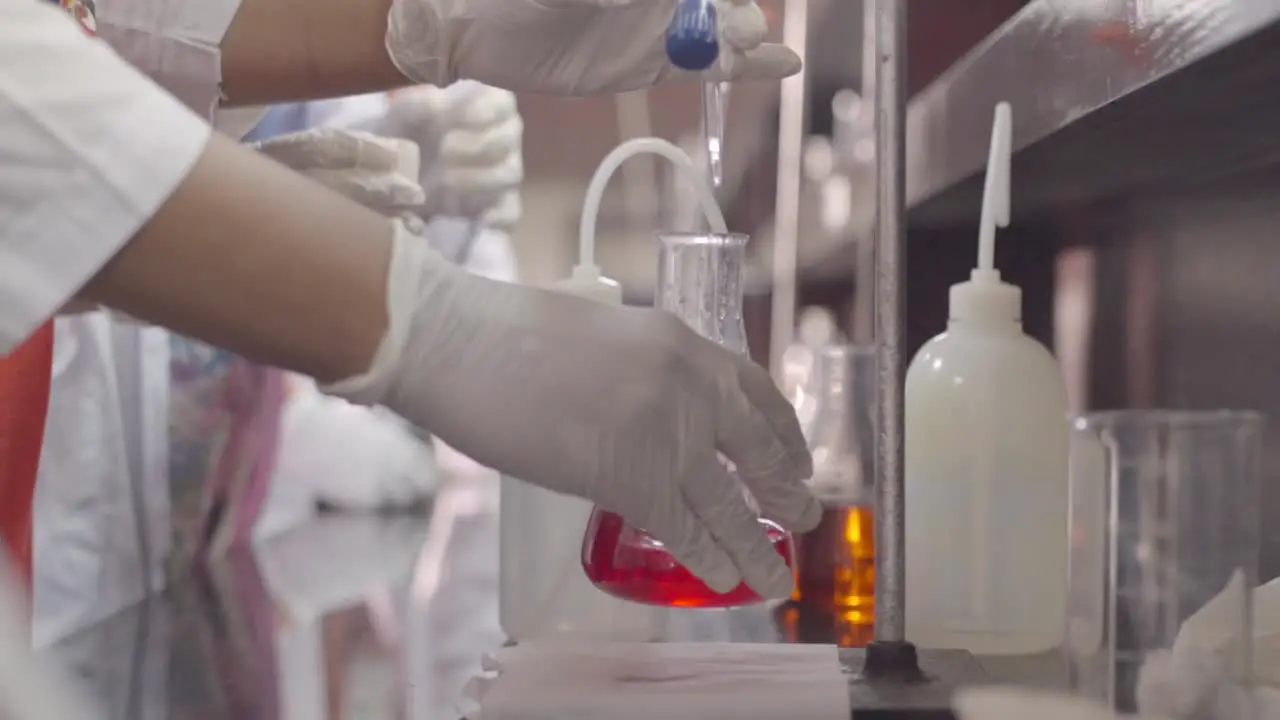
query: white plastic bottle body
[
  {"left": 498, "top": 476, "right": 665, "bottom": 643},
  {"left": 904, "top": 323, "right": 1069, "bottom": 655}
]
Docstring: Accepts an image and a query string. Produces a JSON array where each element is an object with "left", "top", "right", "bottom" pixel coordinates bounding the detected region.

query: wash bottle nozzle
[{"left": 949, "top": 101, "right": 1020, "bottom": 323}]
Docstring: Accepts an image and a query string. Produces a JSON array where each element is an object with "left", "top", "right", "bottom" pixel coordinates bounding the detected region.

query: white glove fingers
[
  {"left": 679, "top": 458, "right": 795, "bottom": 600},
  {"left": 736, "top": 357, "right": 814, "bottom": 478},
  {"left": 716, "top": 0, "right": 767, "bottom": 51},
  {"left": 440, "top": 156, "right": 524, "bottom": 194},
  {"left": 714, "top": 361, "right": 820, "bottom": 533},
  {"left": 439, "top": 117, "right": 524, "bottom": 167},
  {"left": 702, "top": 44, "right": 802, "bottom": 83},
  {"left": 255, "top": 128, "right": 405, "bottom": 172},
  {"left": 307, "top": 170, "right": 428, "bottom": 213},
  {"left": 637, "top": 484, "right": 742, "bottom": 594},
  {"left": 451, "top": 89, "right": 519, "bottom": 129},
  {"left": 715, "top": 397, "right": 820, "bottom": 535}
]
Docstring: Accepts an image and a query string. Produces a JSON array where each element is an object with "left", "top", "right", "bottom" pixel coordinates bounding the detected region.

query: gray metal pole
[
  {"left": 871, "top": 0, "right": 908, "bottom": 644},
  {"left": 767, "top": 0, "right": 811, "bottom": 377}
]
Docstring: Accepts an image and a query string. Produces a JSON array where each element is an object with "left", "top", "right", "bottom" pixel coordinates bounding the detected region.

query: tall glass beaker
[
  {"left": 791, "top": 346, "right": 877, "bottom": 646},
  {"left": 1066, "top": 411, "right": 1262, "bottom": 714},
  {"left": 580, "top": 232, "right": 794, "bottom": 608}
]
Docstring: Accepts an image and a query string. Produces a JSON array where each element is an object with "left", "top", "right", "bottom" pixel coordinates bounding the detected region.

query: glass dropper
[{"left": 703, "top": 80, "right": 726, "bottom": 190}]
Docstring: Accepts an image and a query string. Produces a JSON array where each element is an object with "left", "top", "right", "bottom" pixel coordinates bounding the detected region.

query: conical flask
[{"left": 580, "top": 232, "right": 794, "bottom": 607}]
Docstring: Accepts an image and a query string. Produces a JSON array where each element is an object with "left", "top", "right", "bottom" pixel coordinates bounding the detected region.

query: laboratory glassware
[
  {"left": 905, "top": 102, "right": 1070, "bottom": 656},
  {"left": 1066, "top": 410, "right": 1262, "bottom": 713},
  {"left": 780, "top": 307, "right": 841, "bottom": 421},
  {"left": 702, "top": 81, "right": 726, "bottom": 189},
  {"left": 790, "top": 345, "right": 877, "bottom": 647},
  {"left": 580, "top": 231, "right": 795, "bottom": 608}
]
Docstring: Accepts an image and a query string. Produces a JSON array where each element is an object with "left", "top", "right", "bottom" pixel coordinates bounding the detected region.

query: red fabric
[
  {"left": 0, "top": 323, "right": 54, "bottom": 592},
  {"left": 0, "top": 0, "right": 100, "bottom": 598}
]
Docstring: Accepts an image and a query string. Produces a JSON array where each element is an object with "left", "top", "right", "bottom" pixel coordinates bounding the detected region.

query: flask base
[{"left": 582, "top": 509, "right": 793, "bottom": 608}]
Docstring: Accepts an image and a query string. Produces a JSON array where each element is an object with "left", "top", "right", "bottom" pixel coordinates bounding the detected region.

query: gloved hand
[
  {"left": 251, "top": 128, "right": 426, "bottom": 214},
  {"left": 1133, "top": 570, "right": 1280, "bottom": 720},
  {"left": 325, "top": 223, "right": 821, "bottom": 599},
  {"left": 386, "top": 0, "right": 800, "bottom": 96},
  {"left": 382, "top": 82, "right": 523, "bottom": 230}
]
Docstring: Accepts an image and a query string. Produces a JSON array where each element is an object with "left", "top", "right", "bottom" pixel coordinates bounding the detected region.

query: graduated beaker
[
  {"left": 579, "top": 232, "right": 794, "bottom": 608},
  {"left": 790, "top": 345, "right": 877, "bottom": 646},
  {"left": 1066, "top": 410, "right": 1262, "bottom": 713}
]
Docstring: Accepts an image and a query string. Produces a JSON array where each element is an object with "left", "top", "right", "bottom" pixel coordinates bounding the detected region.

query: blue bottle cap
[{"left": 666, "top": 0, "right": 720, "bottom": 71}]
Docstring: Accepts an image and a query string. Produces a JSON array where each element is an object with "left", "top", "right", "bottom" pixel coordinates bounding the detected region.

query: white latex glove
[
  {"left": 386, "top": 0, "right": 800, "bottom": 96},
  {"left": 382, "top": 82, "right": 523, "bottom": 230},
  {"left": 324, "top": 223, "right": 821, "bottom": 599},
  {"left": 1255, "top": 575, "right": 1280, "bottom": 684},
  {"left": 251, "top": 128, "right": 426, "bottom": 213},
  {"left": 1133, "top": 569, "right": 1280, "bottom": 720}
]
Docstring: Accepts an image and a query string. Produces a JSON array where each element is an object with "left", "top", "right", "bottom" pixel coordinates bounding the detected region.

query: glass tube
[
  {"left": 1066, "top": 411, "right": 1262, "bottom": 713},
  {"left": 580, "top": 232, "right": 793, "bottom": 608},
  {"left": 790, "top": 346, "right": 877, "bottom": 647},
  {"left": 702, "top": 81, "right": 725, "bottom": 189}
]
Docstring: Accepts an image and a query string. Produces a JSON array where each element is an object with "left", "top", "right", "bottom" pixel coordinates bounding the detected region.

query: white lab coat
[
  {"left": 0, "top": 0, "right": 244, "bottom": 645},
  {"left": 32, "top": 316, "right": 172, "bottom": 647}
]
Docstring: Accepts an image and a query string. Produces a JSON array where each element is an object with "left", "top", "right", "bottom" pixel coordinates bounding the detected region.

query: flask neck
[{"left": 656, "top": 233, "right": 749, "bottom": 354}]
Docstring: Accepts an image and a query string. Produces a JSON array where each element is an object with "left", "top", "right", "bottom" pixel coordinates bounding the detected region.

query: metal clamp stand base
[
  {"left": 844, "top": 642, "right": 986, "bottom": 720},
  {"left": 862, "top": 641, "right": 927, "bottom": 682}
]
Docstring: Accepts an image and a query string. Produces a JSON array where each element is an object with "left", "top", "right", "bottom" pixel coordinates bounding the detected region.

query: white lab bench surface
[{"left": 40, "top": 472, "right": 1067, "bottom": 720}]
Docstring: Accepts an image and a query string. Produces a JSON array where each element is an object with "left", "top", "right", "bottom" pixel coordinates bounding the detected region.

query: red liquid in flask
[{"left": 581, "top": 509, "right": 795, "bottom": 608}]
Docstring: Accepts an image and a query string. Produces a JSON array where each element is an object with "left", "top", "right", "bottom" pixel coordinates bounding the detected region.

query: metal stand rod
[
  {"left": 767, "top": 0, "right": 811, "bottom": 376},
  {"left": 871, "top": 0, "right": 908, "bottom": 645}
]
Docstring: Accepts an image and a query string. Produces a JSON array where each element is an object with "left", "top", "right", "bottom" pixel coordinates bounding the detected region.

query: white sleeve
[
  {"left": 0, "top": 0, "right": 211, "bottom": 354},
  {"left": 94, "top": 0, "right": 244, "bottom": 118}
]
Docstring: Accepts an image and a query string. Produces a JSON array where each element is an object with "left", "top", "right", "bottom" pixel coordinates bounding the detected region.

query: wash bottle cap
[{"left": 949, "top": 102, "right": 1021, "bottom": 324}]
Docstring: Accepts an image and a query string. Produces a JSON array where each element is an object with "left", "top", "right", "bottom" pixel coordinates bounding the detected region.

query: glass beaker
[
  {"left": 790, "top": 346, "right": 877, "bottom": 646},
  {"left": 779, "top": 307, "right": 842, "bottom": 433},
  {"left": 580, "top": 232, "right": 794, "bottom": 608},
  {"left": 1066, "top": 411, "right": 1262, "bottom": 714}
]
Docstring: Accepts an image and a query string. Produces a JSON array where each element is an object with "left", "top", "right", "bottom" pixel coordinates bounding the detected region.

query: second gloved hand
[
  {"left": 382, "top": 82, "right": 523, "bottom": 230},
  {"left": 251, "top": 128, "right": 426, "bottom": 213},
  {"left": 324, "top": 224, "right": 822, "bottom": 599}
]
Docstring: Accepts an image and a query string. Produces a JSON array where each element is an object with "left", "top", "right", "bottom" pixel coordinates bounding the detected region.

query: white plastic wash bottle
[{"left": 904, "top": 103, "right": 1069, "bottom": 655}]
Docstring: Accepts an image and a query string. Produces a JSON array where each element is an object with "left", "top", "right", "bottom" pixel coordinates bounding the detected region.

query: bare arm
[
  {"left": 219, "top": 0, "right": 410, "bottom": 105},
  {"left": 0, "top": 0, "right": 396, "bottom": 382},
  {"left": 81, "top": 132, "right": 393, "bottom": 385}
]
